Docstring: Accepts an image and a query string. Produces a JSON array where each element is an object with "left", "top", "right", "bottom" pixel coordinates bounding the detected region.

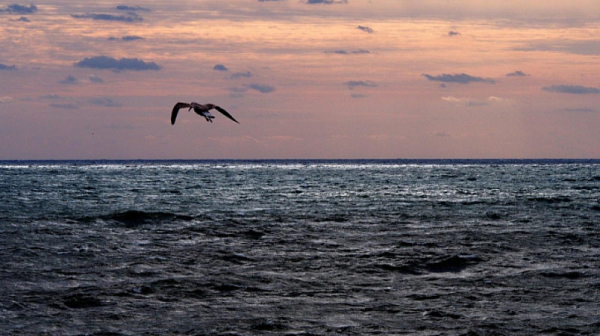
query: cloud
[
  {"left": 350, "top": 93, "right": 366, "bottom": 99},
  {"left": 423, "top": 73, "right": 495, "bottom": 84},
  {"left": 345, "top": 80, "right": 377, "bottom": 90},
  {"left": 71, "top": 13, "right": 143, "bottom": 23},
  {"left": 15, "top": 16, "right": 30, "bottom": 22},
  {"left": 506, "top": 70, "right": 528, "bottom": 77},
  {"left": 307, "top": 0, "right": 348, "bottom": 4},
  {"left": 258, "top": 0, "right": 285, "bottom": 1},
  {"left": 59, "top": 75, "right": 79, "bottom": 85},
  {"left": 49, "top": 103, "right": 79, "bottom": 109},
  {"left": 89, "top": 75, "right": 104, "bottom": 83},
  {"left": 448, "top": 31, "right": 460, "bottom": 36},
  {"left": 90, "top": 97, "right": 121, "bottom": 107},
  {"left": 116, "top": 5, "right": 150, "bottom": 11},
  {"left": 231, "top": 71, "right": 253, "bottom": 79},
  {"left": 108, "top": 35, "right": 143, "bottom": 41},
  {"left": 0, "top": 63, "right": 17, "bottom": 71},
  {"left": 248, "top": 83, "right": 275, "bottom": 93},
  {"left": 1, "top": 4, "right": 37, "bottom": 14},
  {"left": 564, "top": 108, "right": 596, "bottom": 113},
  {"left": 324, "top": 49, "right": 370, "bottom": 54},
  {"left": 213, "top": 64, "right": 228, "bottom": 71},
  {"left": 442, "top": 96, "right": 503, "bottom": 107},
  {"left": 74, "top": 56, "right": 160, "bottom": 71},
  {"left": 517, "top": 40, "right": 600, "bottom": 56},
  {"left": 357, "top": 25, "right": 374, "bottom": 33},
  {"left": 0, "top": 96, "right": 13, "bottom": 104},
  {"left": 542, "top": 85, "right": 600, "bottom": 94}
]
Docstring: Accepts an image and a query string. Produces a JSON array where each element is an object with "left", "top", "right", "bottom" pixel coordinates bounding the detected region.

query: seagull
[{"left": 171, "top": 102, "right": 239, "bottom": 125}]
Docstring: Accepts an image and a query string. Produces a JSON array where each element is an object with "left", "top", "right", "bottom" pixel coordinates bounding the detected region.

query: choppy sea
[{"left": 1, "top": 160, "right": 599, "bottom": 335}]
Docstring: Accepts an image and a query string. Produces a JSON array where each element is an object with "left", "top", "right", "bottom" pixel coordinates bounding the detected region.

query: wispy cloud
[
  {"left": 71, "top": 13, "right": 143, "bottom": 23},
  {"left": 542, "top": 85, "right": 600, "bottom": 94},
  {"left": 49, "top": 103, "right": 79, "bottom": 109},
  {"left": 357, "top": 25, "right": 374, "bottom": 33},
  {"left": 231, "top": 71, "right": 253, "bottom": 79},
  {"left": 89, "top": 75, "right": 104, "bottom": 83},
  {"left": 248, "top": 83, "right": 276, "bottom": 93},
  {"left": 442, "top": 96, "right": 504, "bottom": 107},
  {"left": 448, "top": 31, "right": 460, "bottom": 36},
  {"left": 345, "top": 80, "right": 377, "bottom": 90},
  {"left": 116, "top": 5, "right": 150, "bottom": 11},
  {"left": 324, "top": 49, "right": 370, "bottom": 55},
  {"left": 506, "top": 70, "right": 528, "bottom": 77},
  {"left": 108, "top": 35, "right": 144, "bottom": 41},
  {"left": 90, "top": 97, "right": 121, "bottom": 107},
  {"left": 307, "top": 0, "right": 348, "bottom": 4},
  {"left": 0, "top": 63, "right": 17, "bottom": 71},
  {"left": 0, "top": 96, "right": 13, "bottom": 104},
  {"left": 1, "top": 4, "right": 37, "bottom": 14},
  {"left": 423, "top": 73, "right": 495, "bottom": 84},
  {"left": 59, "top": 75, "right": 79, "bottom": 85},
  {"left": 74, "top": 56, "right": 160, "bottom": 71}
]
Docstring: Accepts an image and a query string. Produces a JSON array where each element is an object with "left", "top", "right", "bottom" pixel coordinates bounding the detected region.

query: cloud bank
[
  {"left": 423, "top": 73, "right": 495, "bottom": 84},
  {"left": 542, "top": 85, "right": 600, "bottom": 94},
  {"left": 71, "top": 13, "right": 143, "bottom": 23},
  {"left": 1, "top": 4, "right": 37, "bottom": 14},
  {"left": 74, "top": 56, "right": 160, "bottom": 71}
]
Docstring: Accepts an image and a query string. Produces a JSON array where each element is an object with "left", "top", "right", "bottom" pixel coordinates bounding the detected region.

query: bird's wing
[
  {"left": 171, "top": 102, "right": 190, "bottom": 125},
  {"left": 214, "top": 106, "right": 239, "bottom": 123}
]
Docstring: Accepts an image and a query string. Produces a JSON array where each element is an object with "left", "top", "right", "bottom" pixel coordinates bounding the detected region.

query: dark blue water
[{"left": 1, "top": 160, "right": 599, "bottom": 335}]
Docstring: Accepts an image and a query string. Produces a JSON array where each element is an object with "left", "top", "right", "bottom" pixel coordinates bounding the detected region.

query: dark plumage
[{"left": 171, "top": 102, "right": 239, "bottom": 125}]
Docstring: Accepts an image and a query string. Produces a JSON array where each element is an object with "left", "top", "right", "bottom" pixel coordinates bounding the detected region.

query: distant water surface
[{"left": 1, "top": 160, "right": 599, "bottom": 335}]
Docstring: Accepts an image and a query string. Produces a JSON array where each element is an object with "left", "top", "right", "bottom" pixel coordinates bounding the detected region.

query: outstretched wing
[
  {"left": 171, "top": 102, "right": 190, "bottom": 125},
  {"left": 214, "top": 106, "right": 239, "bottom": 123}
]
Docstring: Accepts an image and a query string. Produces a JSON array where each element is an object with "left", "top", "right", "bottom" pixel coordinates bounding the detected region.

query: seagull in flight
[{"left": 171, "top": 102, "right": 239, "bottom": 125}]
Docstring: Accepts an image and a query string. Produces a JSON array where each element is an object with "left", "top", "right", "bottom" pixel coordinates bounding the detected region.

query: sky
[{"left": 1, "top": 1, "right": 600, "bottom": 159}]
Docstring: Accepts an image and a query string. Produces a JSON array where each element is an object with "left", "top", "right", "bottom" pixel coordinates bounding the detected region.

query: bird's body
[{"left": 171, "top": 102, "right": 239, "bottom": 125}]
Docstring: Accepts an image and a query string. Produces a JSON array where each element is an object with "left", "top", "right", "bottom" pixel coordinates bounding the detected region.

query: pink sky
[{"left": 1, "top": 0, "right": 600, "bottom": 159}]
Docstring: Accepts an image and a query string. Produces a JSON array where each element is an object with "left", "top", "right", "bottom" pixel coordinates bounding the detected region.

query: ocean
[{"left": 1, "top": 160, "right": 599, "bottom": 335}]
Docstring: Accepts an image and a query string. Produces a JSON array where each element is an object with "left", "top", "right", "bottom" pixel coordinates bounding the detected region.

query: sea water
[{"left": 1, "top": 160, "right": 599, "bottom": 335}]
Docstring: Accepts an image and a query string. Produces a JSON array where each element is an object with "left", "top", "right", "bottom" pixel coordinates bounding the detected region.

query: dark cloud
[
  {"left": 248, "top": 83, "right": 275, "bottom": 93},
  {"left": 307, "top": 0, "right": 348, "bottom": 4},
  {"left": 74, "top": 56, "right": 160, "bottom": 71},
  {"left": 423, "top": 73, "right": 495, "bottom": 84},
  {"left": 15, "top": 16, "right": 30, "bottom": 22},
  {"left": 1, "top": 4, "right": 37, "bottom": 14},
  {"left": 258, "top": 0, "right": 284, "bottom": 1},
  {"left": 324, "top": 49, "right": 370, "bottom": 54},
  {"left": 71, "top": 13, "right": 143, "bottom": 23},
  {"left": 345, "top": 80, "right": 377, "bottom": 90},
  {"left": 90, "top": 97, "right": 121, "bottom": 107},
  {"left": 213, "top": 64, "right": 228, "bottom": 71},
  {"left": 0, "top": 63, "right": 17, "bottom": 71},
  {"left": 357, "top": 25, "right": 374, "bottom": 33},
  {"left": 542, "top": 85, "right": 600, "bottom": 94},
  {"left": 89, "top": 75, "right": 104, "bottom": 83},
  {"left": 108, "top": 35, "right": 143, "bottom": 41},
  {"left": 116, "top": 5, "right": 150, "bottom": 11},
  {"left": 448, "top": 31, "right": 460, "bottom": 36},
  {"left": 231, "top": 71, "right": 253, "bottom": 79},
  {"left": 59, "top": 75, "right": 79, "bottom": 85},
  {"left": 122, "top": 35, "right": 143, "bottom": 41},
  {"left": 507, "top": 70, "right": 528, "bottom": 77}
]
